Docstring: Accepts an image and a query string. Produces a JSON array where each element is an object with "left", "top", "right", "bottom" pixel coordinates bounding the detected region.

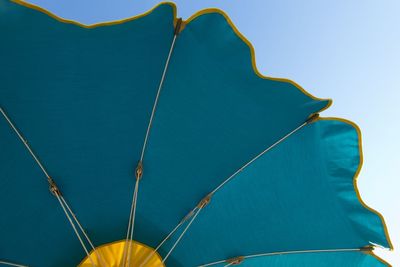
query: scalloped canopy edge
[
  {"left": 319, "top": 117, "right": 393, "bottom": 254},
  {"left": 10, "top": 0, "right": 332, "bottom": 114},
  {"left": 6, "top": 0, "right": 392, "bottom": 264}
]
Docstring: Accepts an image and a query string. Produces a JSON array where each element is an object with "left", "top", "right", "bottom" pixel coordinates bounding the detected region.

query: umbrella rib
[
  {"left": 122, "top": 18, "right": 184, "bottom": 266},
  {"left": 156, "top": 194, "right": 211, "bottom": 264},
  {"left": 210, "top": 118, "right": 312, "bottom": 196},
  {"left": 0, "top": 107, "right": 103, "bottom": 267},
  {"left": 198, "top": 247, "right": 366, "bottom": 267},
  {"left": 60, "top": 196, "right": 107, "bottom": 267},
  {"left": 139, "top": 207, "right": 199, "bottom": 267},
  {"left": 148, "top": 115, "right": 320, "bottom": 263},
  {"left": 121, "top": 180, "right": 137, "bottom": 266},
  {"left": 0, "top": 260, "right": 29, "bottom": 267},
  {"left": 139, "top": 33, "right": 177, "bottom": 161},
  {"left": 55, "top": 193, "right": 96, "bottom": 267},
  {"left": 0, "top": 107, "right": 50, "bottom": 179},
  {"left": 139, "top": 18, "right": 183, "bottom": 162},
  {"left": 162, "top": 206, "right": 204, "bottom": 264},
  {"left": 123, "top": 178, "right": 140, "bottom": 267}
]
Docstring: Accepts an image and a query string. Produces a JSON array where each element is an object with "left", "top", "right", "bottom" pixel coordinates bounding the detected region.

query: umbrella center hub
[{"left": 78, "top": 240, "right": 164, "bottom": 267}]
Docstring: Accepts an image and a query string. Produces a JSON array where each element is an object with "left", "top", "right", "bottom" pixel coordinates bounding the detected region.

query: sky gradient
[{"left": 22, "top": 0, "right": 400, "bottom": 265}]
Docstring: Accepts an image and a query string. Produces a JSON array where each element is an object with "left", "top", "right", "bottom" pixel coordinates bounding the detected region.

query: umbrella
[{"left": 0, "top": 0, "right": 392, "bottom": 266}]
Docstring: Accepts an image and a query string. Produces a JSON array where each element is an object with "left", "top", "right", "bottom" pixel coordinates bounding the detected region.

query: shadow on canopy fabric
[{"left": 0, "top": 0, "right": 392, "bottom": 266}]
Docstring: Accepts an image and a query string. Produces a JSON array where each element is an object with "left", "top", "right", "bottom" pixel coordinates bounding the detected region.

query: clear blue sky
[{"left": 24, "top": 0, "right": 400, "bottom": 265}]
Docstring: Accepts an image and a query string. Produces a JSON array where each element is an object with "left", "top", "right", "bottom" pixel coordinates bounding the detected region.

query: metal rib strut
[
  {"left": 0, "top": 107, "right": 103, "bottom": 267},
  {"left": 198, "top": 247, "right": 371, "bottom": 266},
  {"left": 122, "top": 18, "right": 184, "bottom": 267},
  {"left": 153, "top": 115, "right": 319, "bottom": 263},
  {"left": 0, "top": 260, "right": 29, "bottom": 267}
]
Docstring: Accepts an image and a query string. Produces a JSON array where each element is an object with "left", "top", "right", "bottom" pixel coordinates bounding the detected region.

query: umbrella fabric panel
[
  {"left": 1, "top": 1, "right": 388, "bottom": 267},
  {"left": 0, "top": 1, "right": 175, "bottom": 266},
  {"left": 204, "top": 252, "right": 387, "bottom": 267},
  {"left": 320, "top": 119, "right": 390, "bottom": 247},
  {"left": 168, "top": 119, "right": 390, "bottom": 266},
  {"left": 136, "top": 9, "right": 330, "bottom": 248}
]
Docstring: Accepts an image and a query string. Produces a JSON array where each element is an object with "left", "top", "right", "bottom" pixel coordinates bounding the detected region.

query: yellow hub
[{"left": 78, "top": 240, "right": 164, "bottom": 267}]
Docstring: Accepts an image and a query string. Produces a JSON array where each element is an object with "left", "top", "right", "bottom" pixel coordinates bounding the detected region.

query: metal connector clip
[
  {"left": 135, "top": 160, "right": 143, "bottom": 180},
  {"left": 306, "top": 113, "right": 320, "bottom": 124},
  {"left": 360, "top": 245, "right": 374, "bottom": 252},
  {"left": 197, "top": 193, "right": 212, "bottom": 209},
  {"left": 47, "top": 177, "right": 61, "bottom": 196},
  {"left": 174, "top": 18, "right": 183, "bottom": 35},
  {"left": 226, "top": 256, "right": 244, "bottom": 265}
]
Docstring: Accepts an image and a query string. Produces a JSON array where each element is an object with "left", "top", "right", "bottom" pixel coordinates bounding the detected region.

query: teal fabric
[
  {"left": 0, "top": 1, "right": 390, "bottom": 266},
  {"left": 165, "top": 119, "right": 389, "bottom": 266},
  {"left": 1, "top": 1, "right": 175, "bottom": 266},
  {"left": 135, "top": 9, "right": 329, "bottom": 249}
]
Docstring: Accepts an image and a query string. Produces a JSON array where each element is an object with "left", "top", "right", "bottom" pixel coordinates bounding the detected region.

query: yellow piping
[
  {"left": 367, "top": 251, "right": 393, "bottom": 267},
  {"left": 319, "top": 117, "right": 393, "bottom": 253},
  {"left": 11, "top": 0, "right": 332, "bottom": 113},
  {"left": 183, "top": 8, "right": 332, "bottom": 112},
  {"left": 11, "top": 0, "right": 177, "bottom": 28}
]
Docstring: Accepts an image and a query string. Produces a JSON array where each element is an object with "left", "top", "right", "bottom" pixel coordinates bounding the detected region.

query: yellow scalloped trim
[
  {"left": 11, "top": 0, "right": 177, "bottom": 28},
  {"left": 183, "top": 8, "right": 332, "bottom": 112},
  {"left": 318, "top": 117, "right": 393, "bottom": 254},
  {"left": 11, "top": 0, "right": 332, "bottom": 114},
  {"left": 366, "top": 250, "right": 393, "bottom": 267}
]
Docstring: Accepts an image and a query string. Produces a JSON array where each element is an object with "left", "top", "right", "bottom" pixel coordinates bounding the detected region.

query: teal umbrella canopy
[{"left": 0, "top": 0, "right": 392, "bottom": 266}]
